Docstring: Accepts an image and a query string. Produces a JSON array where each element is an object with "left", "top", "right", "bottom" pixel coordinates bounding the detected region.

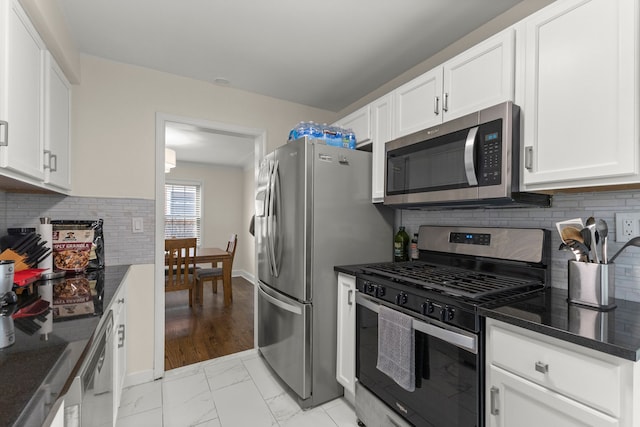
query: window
[{"left": 165, "top": 181, "right": 202, "bottom": 245}]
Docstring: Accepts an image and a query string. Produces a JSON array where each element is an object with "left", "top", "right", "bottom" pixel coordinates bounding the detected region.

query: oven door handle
[{"left": 356, "top": 293, "right": 477, "bottom": 354}]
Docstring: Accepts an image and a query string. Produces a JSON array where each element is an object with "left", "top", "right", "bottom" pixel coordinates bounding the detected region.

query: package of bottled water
[{"left": 287, "top": 122, "right": 357, "bottom": 149}]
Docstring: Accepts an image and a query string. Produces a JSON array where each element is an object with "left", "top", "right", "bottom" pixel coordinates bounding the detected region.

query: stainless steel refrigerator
[{"left": 256, "top": 137, "right": 392, "bottom": 408}]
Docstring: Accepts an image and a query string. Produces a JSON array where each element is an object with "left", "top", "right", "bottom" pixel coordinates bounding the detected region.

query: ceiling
[{"left": 56, "top": 0, "right": 525, "bottom": 166}]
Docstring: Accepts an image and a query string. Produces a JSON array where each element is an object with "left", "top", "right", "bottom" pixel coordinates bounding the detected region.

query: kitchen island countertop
[{"left": 0, "top": 264, "right": 130, "bottom": 427}]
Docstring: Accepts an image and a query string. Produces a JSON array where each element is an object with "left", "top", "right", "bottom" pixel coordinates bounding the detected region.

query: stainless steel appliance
[
  {"left": 64, "top": 311, "right": 114, "bottom": 427},
  {"left": 354, "top": 225, "right": 550, "bottom": 427},
  {"left": 256, "top": 136, "right": 393, "bottom": 408},
  {"left": 384, "top": 102, "right": 550, "bottom": 208}
]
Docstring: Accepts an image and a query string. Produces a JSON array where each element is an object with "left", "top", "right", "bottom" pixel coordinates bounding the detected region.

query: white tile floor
[{"left": 116, "top": 349, "right": 359, "bottom": 427}]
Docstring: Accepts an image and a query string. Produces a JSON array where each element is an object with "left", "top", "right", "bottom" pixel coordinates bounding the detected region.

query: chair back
[
  {"left": 165, "top": 238, "right": 197, "bottom": 291},
  {"left": 226, "top": 234, "right": 238, "bottom": 264}
]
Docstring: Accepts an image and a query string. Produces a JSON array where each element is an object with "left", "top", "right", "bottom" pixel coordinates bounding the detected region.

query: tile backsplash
[
  {"left": 396, "top": 189, "right": 640, "bottom": 302},
  {"left": 0, "top": 193, "right": 154, "bottom": 266}
]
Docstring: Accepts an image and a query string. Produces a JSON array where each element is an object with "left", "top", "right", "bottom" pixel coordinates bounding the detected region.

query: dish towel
[{"left": 376, "top": 305, "right": 415, "bottom": 392}]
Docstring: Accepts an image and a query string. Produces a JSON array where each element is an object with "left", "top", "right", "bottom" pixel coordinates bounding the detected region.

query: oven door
[{"left": 356, "top": 292, "right": 481, "bottom": 426}]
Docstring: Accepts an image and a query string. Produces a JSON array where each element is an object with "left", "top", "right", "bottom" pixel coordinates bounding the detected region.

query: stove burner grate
[{"left": 363, "top": 261, "right": 543, "bottom": 299}]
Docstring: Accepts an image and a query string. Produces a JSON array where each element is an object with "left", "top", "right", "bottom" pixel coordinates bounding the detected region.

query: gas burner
[{"left": 363, "top": 261, "right": 544, "bottom": 299}]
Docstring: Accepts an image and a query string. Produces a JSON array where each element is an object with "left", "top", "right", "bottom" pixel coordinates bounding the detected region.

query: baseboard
[{"left": 234, "top": 269, "right": 255, "bottom": 284}]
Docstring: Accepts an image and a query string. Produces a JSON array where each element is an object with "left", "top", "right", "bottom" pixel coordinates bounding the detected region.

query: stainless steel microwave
[{"left": 384, "top": 101, "right": 550, "bottom": 208}]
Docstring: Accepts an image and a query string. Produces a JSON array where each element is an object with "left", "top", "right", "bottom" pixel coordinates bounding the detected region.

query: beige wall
[
  {"left": 70, "top": 55, "right": 337, "bottom": 199},
  {"left": 166, "top": 161, "right": 255, "bottom": 276}
]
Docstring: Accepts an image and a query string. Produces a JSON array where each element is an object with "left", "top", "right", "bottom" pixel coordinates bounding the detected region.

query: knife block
[{"left": 568, "top": 261, "right": 616, "bottom": 310}]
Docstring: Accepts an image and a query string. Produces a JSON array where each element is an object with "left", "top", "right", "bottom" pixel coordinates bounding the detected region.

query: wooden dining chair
[
  {"left": 196, "top": 234, "right": 237, "bottom": 300},
  {"left": 165, "top": 237, "right": 198, "bottom": 306}
]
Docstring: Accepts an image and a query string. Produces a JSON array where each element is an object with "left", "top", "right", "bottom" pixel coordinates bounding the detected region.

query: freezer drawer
[{"left": 257, "top": 282, "right": 311, "bottom": 399}]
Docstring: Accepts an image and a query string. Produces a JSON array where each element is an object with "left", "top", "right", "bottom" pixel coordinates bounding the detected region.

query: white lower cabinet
[
  {"left": 486, "top": 319, "right": 638, "bottom": 427},
  {"left": 112, "top": 283, "right": 127, "bottom": 422},
  {"left": 336, "top": 273, "right": 356, "bottom": 403},
  {"left": 520, "top": 0, "right": 639, "bottom": 190}
]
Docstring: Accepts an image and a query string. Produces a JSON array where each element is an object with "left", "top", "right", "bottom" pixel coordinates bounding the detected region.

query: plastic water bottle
[{"left": 343, "top": 129, "right": 356, "bottom": 149}]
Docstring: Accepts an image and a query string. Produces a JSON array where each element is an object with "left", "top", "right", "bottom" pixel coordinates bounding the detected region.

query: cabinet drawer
[{"left": 489, "top": 325, "right": 622, "bottom": 417}]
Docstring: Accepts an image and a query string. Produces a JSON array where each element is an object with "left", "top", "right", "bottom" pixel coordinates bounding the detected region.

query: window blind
[{"left": 165, "top": 182, "right": 202, "bottom": 245}]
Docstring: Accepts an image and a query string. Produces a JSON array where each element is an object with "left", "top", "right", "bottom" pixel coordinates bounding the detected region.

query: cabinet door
[
  {"left": 113, "top": 286, "right": 127, "bottom": 418},
  {"left": 337, "top": 105, "right": 371, "bottom": 146},
  {"left": 488, "top": 366, "right": 619, "bottom": 427},
  {"left": 393, "top": 68, "right": 442, "bottom": 137},
  {"left": 0, "top": 0, "right": 45, "bottom": 181},
  {"left": 336, "top": 273, "right": 356, "bottom": 397},
  {"left": 370, "top": 94, "right": 392, "bottom": 203},
  {"left": 521, "top": 0, "right": 638, "bottom": 189},
  {"left": 44, "top": 53, "right": 71, "bottom": 190},
  {"left": 443, "top": 29, "right": 515, "bottom": 121}
]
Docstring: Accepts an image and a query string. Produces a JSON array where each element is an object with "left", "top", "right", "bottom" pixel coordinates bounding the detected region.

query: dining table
[{"left": 165, "top": 246, "right": 233, "bottom": 306}]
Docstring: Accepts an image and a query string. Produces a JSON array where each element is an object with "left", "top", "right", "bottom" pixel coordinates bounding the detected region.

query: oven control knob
[
  {"left": 396, "top": 292, "right": 408, "bottom": 305},
  {"left": 421, "top": 301, "right": 435, "bottom": 315},
  {"left": 439, "top": 306, "right": 455, "bottom": 322},
  {"left": 376, "top": 286, "right": 386, "bottom": 297},
  {"left": 365, "top": 282, "right": 375, "bottom": 294}
]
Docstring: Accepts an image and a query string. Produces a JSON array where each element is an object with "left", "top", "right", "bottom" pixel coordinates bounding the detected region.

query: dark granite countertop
[
  {"left": 0, "top": 265, "right": 130, "bottom": 427},
  {"left": 479, "top": 287, "right": 640, "bottom": 362},
  {"left": 334, "top": 264, "right": 376, "bottom": 276}
]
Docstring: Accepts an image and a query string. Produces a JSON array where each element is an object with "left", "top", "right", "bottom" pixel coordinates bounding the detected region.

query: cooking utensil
[
  {"left": 564, "top": 239, "right": 590, "bottom": 262},
  {"left": 609, "top": 236, "right": 640, "bottom": 263},
  {"left": 561, "top": 226, "right": 584, "bottom": 244},
  {"left": 586, "top": 217, "right": 599, "bottom": 264},
  {"left": 597, "top": 219, "right": 609, "bottom": 263}
]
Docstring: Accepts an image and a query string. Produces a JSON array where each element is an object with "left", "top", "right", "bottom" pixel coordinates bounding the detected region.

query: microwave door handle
[{"left": 464, "top": 126, "right": 479, "bottom": 186}]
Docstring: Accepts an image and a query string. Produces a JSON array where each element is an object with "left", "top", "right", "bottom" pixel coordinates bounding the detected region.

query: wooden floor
[{"left": 164, "top": 276, "right": 254, "bottom": 371}]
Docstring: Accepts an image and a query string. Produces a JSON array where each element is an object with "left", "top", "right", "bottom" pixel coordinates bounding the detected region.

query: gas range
[{"left": 355, "top": 226, "right": 551, "bottom": 333}]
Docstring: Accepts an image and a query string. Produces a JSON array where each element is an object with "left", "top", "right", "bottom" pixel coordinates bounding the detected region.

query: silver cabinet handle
[
  {"left": 118, "top": 324, "right": 125, "bottom": 348},
  {"left": 0, "top": 121, "right": 7, "bottom": 146},
  {"left": 434, "top": 96, "right": 440, "bottom": 115},
  {"left": 535, "top": 361, "right": 549, "bottom": 373},
  {"left": 525, "top": 146, "right": 533, "bottom": 170},
  {"left": 490, "top": 386, "right": 500, "bottom": 415},
  {"left": 347, "top": 289, "right": 353, "bottom": 306},
  {"left": 443, "top": 93, "right": 449, "bottom": 112},
  {"left": 50, "top": 154, "right": 58, "bottom": 172},
  {"left": 43, "top": 150, "right": 52, "bottom": 169}
]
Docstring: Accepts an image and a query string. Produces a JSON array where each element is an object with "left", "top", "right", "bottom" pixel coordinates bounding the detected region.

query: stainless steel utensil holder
[{"left": 568, "top": 261, "right": 616, "bottom": 310}]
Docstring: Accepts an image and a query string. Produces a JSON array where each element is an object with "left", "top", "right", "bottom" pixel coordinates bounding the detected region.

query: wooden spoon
[{"left": 561, "top": 226, "right": 583, "bottom": 244}]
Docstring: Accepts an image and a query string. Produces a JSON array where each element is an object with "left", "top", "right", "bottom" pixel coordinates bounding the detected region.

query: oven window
[
  {"left": 386, "top": 128, "right": 471, "bottom": 195},
  {"left": 356, "top": 304, "right": 478, "bottom": 426}
]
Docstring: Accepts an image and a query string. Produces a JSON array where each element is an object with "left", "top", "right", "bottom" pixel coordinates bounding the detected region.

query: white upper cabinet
[
  {"left": 370, "top": 93, "right": 393, "bottom": 203},
  {"left": 520, "top": 0, "right": 639, "bottom": 190},
  {"left": 44, "top": 53, "right": 71, "bottom": 190},
  {"left": 443, "top": 29, "right": 515, "bottom": 121},
  {"left": 393, "top": 67, "right": 442, "bottom": 137},
  {"left": 394, "top": 29, "right": 515, "bottom": 138},
  {"left": 335, "top": 105, "right": 371, "bottom": 146},
  {"left": 0, "top": 0, "right": 46, "bottom": 182}
]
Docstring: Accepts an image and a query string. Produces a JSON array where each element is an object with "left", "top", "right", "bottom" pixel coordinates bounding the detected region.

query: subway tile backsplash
[
  {"left": 1, "top": 193, "right": 154, "bottom": 266},
  {"left": 396, "top": 189, "right": 640, "bottom": 302}
]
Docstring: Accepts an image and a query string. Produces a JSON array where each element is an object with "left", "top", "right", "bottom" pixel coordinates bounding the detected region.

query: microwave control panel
[{"left": 477, "top": 120, "right": 502, "bottom": 186}]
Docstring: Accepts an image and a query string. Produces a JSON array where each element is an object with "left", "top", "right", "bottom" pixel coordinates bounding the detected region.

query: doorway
[{"left": 154, "top": 113, "right": 265, "bottom": 378}]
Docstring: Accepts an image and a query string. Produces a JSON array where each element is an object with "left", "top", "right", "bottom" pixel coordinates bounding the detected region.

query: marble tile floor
[{"left": 116, "top": 349, "right": 359, "bottom": 427}]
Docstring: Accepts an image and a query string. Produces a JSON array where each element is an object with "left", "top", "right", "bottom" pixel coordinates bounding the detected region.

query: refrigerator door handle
[
  {"left": 265, "top": 159, "right": 275, "bottom": 275},
  {"left": 258, "top": 283, "right": 302, "bottom": 315},
  {"left": 268, "top": 160, "right": 281, "bottom": 277},
  {"left": 272, "top": 161, "right": 283, "bottom": 276}
]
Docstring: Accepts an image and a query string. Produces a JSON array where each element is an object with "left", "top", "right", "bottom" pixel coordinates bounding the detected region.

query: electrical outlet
[{"left": 615, "top": 212, "right": 640, "bottom": 242}]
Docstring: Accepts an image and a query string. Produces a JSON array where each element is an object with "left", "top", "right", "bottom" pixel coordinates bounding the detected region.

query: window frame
[{"left": 164, "top": 179, "right": 203, "bottom": 246}]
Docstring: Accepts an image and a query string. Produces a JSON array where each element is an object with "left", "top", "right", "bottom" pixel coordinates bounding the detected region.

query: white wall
[{"left": 70, "top": 55, "right": 337, "bottom": 199}]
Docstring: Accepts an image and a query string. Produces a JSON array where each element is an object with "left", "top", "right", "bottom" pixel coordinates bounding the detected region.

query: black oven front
[{"left": 356, "top": 292, "right": 482, "bottom": 427}]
